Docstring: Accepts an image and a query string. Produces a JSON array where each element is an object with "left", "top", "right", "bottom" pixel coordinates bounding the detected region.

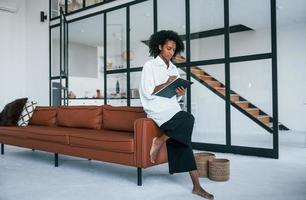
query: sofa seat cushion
[
  {"left": 0, "top": 126, "right": 29, "bottom": 139},
  {"left": 0, "top": 126, "right": 134, "bottom": 153},
  {"left": 0, "top": 126, "right": 68, "bottom": 144},
  {"left": 68, "top": 129, "right": 134, "bottom": 153}
]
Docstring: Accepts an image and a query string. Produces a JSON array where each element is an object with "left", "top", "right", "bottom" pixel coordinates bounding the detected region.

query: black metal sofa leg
[
  {"left": 1, "top": 144, "right": 4, "bottom": 155},
  {"left": 137, "top": 167, "right": 142, "bottom": 186},
  {"left": 54, "top": 153, "right": 58, "bottom": 167}
]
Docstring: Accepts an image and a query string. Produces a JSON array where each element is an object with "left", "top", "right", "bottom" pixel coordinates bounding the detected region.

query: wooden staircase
[{"left": 183, "top": 65, "right": 289, "bottom": 133}]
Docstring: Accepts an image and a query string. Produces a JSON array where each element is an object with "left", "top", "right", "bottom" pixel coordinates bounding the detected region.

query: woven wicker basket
[
  {"left": 208, "top": 158, "right": 230, "bottom": 181},
  {"left": 194, "top": 152, "right": 215, "bottom": 177}
]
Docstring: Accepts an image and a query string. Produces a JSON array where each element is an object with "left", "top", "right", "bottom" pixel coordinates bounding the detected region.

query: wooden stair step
[
  {"left": 230, "top": 94, "right": 240, "bottom": 101},
  {"left": 191, "top": 67, "right": 204, "bottom": 75},
  {"left": 205, "top": 80, "right": 221, "bottom": 87},
  {"left": 267, "top": 122, "right": 274, "bottom": 128},
  {"left": 246, "top": 108, "right": 260, "bottom": 116},
  {"left": 214, "top": 87, "right": 225, "bottom": 95},
  {"left": 257, "top": 115, "right": 270, "bottom": 124},
  {"left": 173, "top": 55, "right": 186, "bottom": 63},
  {"left": 235, "top": 101, "right": 249, "bottom": 109},
  {"left": 197, "top": 74, "right": 212, "bottom": 81}
]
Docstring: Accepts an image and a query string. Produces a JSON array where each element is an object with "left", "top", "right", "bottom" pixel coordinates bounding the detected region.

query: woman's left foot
[
  {"left": 192, "top": 187, "right": 214, "bottom": 200},
  {"left": 149, "top": 137, "right": 163, "bottom": 163}
]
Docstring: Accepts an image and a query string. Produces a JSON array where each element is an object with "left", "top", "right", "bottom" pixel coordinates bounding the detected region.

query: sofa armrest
[{"left": 134, "top": 118, "right": 168, "bottom": 168}]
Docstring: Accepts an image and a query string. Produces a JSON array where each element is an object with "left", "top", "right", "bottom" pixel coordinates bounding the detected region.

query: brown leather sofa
[{"left": 0, "top": 105, "right": 167, "bottom": 185}]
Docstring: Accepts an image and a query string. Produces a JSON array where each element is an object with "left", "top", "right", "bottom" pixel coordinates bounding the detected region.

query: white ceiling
[{"left": 54, "top": 0, "right": 306, "bottom": 46}]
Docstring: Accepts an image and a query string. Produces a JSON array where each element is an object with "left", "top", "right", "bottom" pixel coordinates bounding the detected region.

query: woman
[{"left": 139, "top": 30, "right": 214, "bottom": 200}]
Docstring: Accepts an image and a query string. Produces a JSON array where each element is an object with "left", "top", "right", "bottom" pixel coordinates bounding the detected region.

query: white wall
[
  {"left": 278, "top": 22, "right": 306, "bottom": 131},
  {"left": 0, "top": 0, "right": 49, "bottom": 109},
  {"left": 0, "top": 0, "right": 27, "bottom": 108},
  {"left": 25, "top": 0, "right": 49, "bottom": 106}
]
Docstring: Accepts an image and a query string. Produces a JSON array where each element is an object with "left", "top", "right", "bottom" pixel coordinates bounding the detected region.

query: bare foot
[
  {"left": 192, "top": 187, "right": 214, "bottom": 200},
  {"left": 150, "top": 137, "right": 163, "bottom": 163}
]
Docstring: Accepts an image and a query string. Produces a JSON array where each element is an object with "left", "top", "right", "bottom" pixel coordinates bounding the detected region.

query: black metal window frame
[
  {"left": 49, "top": 0, "right": 279, "bottom": 158},
  {"left": 49, "top": 8, "right": 69, "bottom": 106},
  {"left": 49, "top": 0, "right": 117, "bottom": 21}
]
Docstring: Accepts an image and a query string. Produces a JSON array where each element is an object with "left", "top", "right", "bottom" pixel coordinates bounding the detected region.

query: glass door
[{"left": 50, "top": 8, "right": 68, "bottom": 106}]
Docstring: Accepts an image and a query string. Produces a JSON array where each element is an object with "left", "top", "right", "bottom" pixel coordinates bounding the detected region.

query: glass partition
[
  {"left": 51, "top": 79, "right": 61, "bottom": 106},
  {"left": 67, "top": 0, "right": 83, "bottom": 13},
  {"left": 229, "top": 0, "right": 271, "bottom": 57},
  {"left": 86, "top": 0, "right": 103, "bottom": 7},
  {"left": 130, "top": 71, "right": 142, "bottom": 106},
  {"left": 107, "top": 73, "right": 127, "bottom": 100},
  {"left": 68, "top": 14, "right": 104, "bottom": 99},
  {"left": 50, "top": 0, "right": 61, "bottom": 18},
  {"left": 106, "top": 8, "right": 127, "bottom": 70},
  {"left": 51, "top": 27, "right": 60, "bottom": 77},
  {"left": 190, "top": 0, "right": 224, "bottom": 61},
  {"left": 191, "top": 64, "right": 226, "bottom": 144},
  {"left": 51, "top": 78, "right": 67, "bottom": 106},
  {"left": 230, "top": 59, "right": 273, "bottom": 148},
  {"left": 130, "top": 1, "right": 153, "bottom": 68},
  {"left": 158, "top": 0, "right": 186, "bottom": 61}
]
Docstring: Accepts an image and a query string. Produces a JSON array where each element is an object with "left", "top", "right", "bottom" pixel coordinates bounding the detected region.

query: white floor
[{"left": 1, "top": 131, "right": 306, "bottom": 200}]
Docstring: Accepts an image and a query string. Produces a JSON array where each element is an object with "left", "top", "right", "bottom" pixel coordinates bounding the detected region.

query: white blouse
[{"left": 139, "top": 56, "right": 182, "bottom": 127}]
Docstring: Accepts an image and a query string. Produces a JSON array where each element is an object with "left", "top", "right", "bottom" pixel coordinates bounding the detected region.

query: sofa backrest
[
  {"left": 57, "top": 106, "right": 102, "bottom": 129},
  {"left": 29, "top": 106, "right": 57, "bottom": 126},
  {"left": 29, "top": 105, "right": 146, "bottom": 132},
  {"left": 102, "top": 105, "right": 146, "bottom": 132}
]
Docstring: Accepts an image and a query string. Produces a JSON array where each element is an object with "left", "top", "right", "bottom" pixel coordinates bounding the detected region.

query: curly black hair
[{"left": 148, "top": 30, "right": 184, "bottom": 58}]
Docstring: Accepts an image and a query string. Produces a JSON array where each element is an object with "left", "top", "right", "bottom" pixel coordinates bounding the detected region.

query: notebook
[{"left": 154, "top": 78, "right": 193, "bottom": 98}]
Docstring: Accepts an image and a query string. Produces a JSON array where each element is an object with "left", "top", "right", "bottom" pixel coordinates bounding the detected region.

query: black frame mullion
[
  {"left": 49, "top": 20, "right": 52, "bottom": 106},
  {"left": 64, "top": 15, "right": 69, "bottom": 105},
  {"left": 59, "top": 9, "right": 63, "bottom": 105},
  {"left": 104, "top": 13, "right": 107, "bottom": 105},
  {"left": 153, "top": 0, "right": 157, "bottom": 33},
  {"left": 185, "top": 0, "right": 191, "bottom": 113},
  {"left": 224, "top": 0, "right": 231, "bottom": 147},
  {"left": 271, "top": 0, "right": 279, "bottom": 158},
  {"left": 65, "top": 0, "right": 68, "bottom": 14},
  {"left": 126, "top": 6, "right": 131, "bottom": 106}
]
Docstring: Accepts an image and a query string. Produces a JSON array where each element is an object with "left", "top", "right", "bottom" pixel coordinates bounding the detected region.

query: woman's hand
[
  {"left": 175, "top": 86, "right": 185, "bottom": 96},
  {"left": 166, "top": 75, "right": 177, "bottom": 84},
  {"left": 152, "top": 75, "right": 178, "bottom": 95}
]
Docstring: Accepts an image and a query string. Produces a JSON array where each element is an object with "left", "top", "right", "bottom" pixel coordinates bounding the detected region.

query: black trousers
[{"left": 160, "top": 111, "right": 197, "bottom": 173}]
